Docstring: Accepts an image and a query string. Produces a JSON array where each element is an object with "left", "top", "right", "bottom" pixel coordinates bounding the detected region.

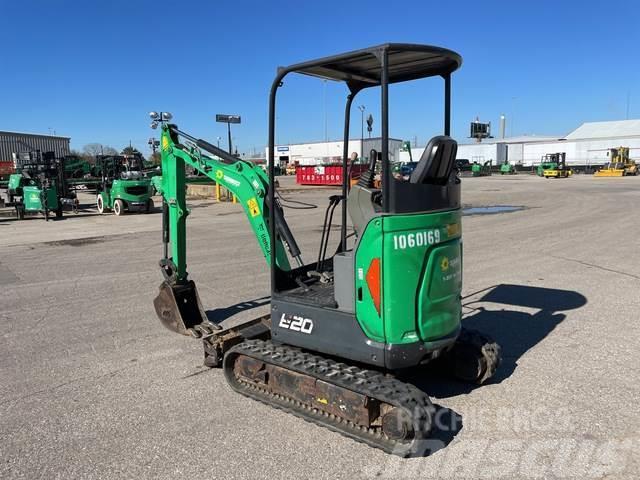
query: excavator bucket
[{"left": 153, "top": 280, "right": 211, "bottom": 336}]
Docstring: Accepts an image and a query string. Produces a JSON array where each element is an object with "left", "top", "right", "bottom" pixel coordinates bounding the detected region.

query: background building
[
  {"left": 266, "top": 137, "right": 403, "bottom": 167},
  {"left": 0, "top": 131, "right": 71, "bottom": 163},
  {"left": 266, "top": 119, "right": 640, "bottom": 170},
  {"left": 408, "top": 119, "right": 640, "bottom": 168}
]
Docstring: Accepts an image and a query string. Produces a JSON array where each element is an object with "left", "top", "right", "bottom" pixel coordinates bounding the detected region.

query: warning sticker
[{"left": 247, "top": 197, "right": 261, "bottom": 217}]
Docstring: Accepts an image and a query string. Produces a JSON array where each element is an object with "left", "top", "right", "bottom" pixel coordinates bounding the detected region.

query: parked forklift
[
  {"left": 471, "top": 159, "right": 492, "bottom": 176},
  {"left": 2, "top": 151, "right": 77, "bottom": 220},
  {"left": 95, "top": 154, "right": 154, "bottom": 215},
  {"left": 536, "top": 153, "right": 563, "bottom": 176},
  {"left": 150, "top": 44, "right": 501, "bottom": 457},
  {"left": 542, "top": 152, "right": 572, "bottom": 178},
  {"left": 594, "top": 147, "right": 637, "bottom": 177}
]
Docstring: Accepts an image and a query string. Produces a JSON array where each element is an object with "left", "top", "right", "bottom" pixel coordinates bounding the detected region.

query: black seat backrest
[{"left": 409, "top": 135, "right": 458, "bottom": 185}]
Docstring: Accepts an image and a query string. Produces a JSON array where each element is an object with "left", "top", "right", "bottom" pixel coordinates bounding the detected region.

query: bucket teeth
[{"left": 188, "top": 328, "right": 203, "bottom": 339}]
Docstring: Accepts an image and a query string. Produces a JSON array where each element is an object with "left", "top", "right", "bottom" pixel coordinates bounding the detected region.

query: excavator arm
[{"left": 152, "top": 123, "right": 301, "bottom": 337}]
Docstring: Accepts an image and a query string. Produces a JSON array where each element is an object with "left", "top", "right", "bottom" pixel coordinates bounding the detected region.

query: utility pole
[
  {"left": 148, "top": 137, "right": 159, "bottom": 156},
  {"left": 358, "top": 105, "right": 365, "bottom": 159}
]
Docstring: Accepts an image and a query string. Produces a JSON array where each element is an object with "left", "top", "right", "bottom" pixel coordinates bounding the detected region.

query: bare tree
[
  {"left": 148, "top": 151, "right": 161, "bottom": 165},
  {"left": 82, "top": 143, "right": 104, "bottom": 157},
  {"left": 82, "top": 143, "right": 119, "bottom": 158},
  {"left": 102, "top": 146, "right": 118, "bottom": 155}
]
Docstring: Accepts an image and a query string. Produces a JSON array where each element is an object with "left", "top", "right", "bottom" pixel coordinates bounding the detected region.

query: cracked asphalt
[{"left": 1, "top": 174, "right": 638, "bottom": 479}]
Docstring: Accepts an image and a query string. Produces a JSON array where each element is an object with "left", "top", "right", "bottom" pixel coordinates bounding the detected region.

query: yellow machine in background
[
  {"left": 542, "top": 152, "right": 573, "bottom": 178},
  {"left": 594, "top": 147, "right": 637, "bottom": 177}
]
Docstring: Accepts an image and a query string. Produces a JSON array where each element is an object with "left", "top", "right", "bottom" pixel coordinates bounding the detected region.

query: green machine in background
[
  {"left": 150, "top": 44, "right": 501, "bottom": 456},
  {"left": 471, "top": 159, "right": 492, "bottom": 176},
  {"left": 95, "top": 155, "right": 154, "bottom": 215},
  {"left": 536, "top": 153, "right": 562, "bottom": 176},
  {"left": 63, "top": 154, "right": 92, "bottom": 178},
  {"left": 4, "top": 152, "right": 77, "bottom": 220},
  {"left": 499, "top": 161, "right": 516, "bottom": 175}
]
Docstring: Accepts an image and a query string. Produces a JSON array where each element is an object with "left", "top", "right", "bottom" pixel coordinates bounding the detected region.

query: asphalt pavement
[{"left": 1, "top": 174, "right": 638, "bottom": 479}]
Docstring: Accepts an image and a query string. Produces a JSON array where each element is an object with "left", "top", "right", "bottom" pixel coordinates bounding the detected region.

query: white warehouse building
[
  {"left": 449, "top": 119, "right": 640, "bottom": 169},
  {"left": 266, "top": 137, "right": 403, "bottom": 167},
  {"left": 400, "top": 120, "right": 640, "bottom": 167},
  {"left": 265, "top": 119, "right": 640, "bottom": 171}
]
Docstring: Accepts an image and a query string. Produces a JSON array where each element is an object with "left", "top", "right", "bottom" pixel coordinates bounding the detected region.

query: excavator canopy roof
[{"left": 283, "top": 43, "right": 462, "bottom": 89}]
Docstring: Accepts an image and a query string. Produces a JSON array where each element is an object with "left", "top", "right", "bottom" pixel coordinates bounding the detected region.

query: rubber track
[{"left": 223, "top": 339, "right": 435, "bottom": 457}]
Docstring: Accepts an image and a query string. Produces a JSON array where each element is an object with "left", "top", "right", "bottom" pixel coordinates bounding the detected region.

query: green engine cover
[
  {"left": 8, "top": 174, "right": 23, "bottom": 192},
  {"left": 354, "top": 210, "right": 462, "bottom": 345},
  {"left": 23, "top": 186, "right": 59, "bottom": 211},
  {"left": 105, "top": 179, "right": 153, "bottom": 207}
]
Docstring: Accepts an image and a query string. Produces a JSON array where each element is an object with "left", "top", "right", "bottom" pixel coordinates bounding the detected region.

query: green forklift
[
  {"left": 536, "top": 153, "right": 562, "bottom": 176},
  {"left": 3, "top": 152, "right": 77, "bottom": 220},
  {"left": 95, "top": 154, "right": 154, "bottom": 215},
  {"left": 151, "top": 44, "right": 501, "bottom": 456}
]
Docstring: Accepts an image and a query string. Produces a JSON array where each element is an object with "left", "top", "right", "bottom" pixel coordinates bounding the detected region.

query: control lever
[{"left": 356, "top": 149, "right": 379, "bottom": 188}]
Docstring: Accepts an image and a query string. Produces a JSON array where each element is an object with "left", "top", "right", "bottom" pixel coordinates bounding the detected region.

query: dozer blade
[
  {"left": 154, "top": 280, "right": 218, "bottom": 337},
  {"left": 594, "top": 170, "right": 623, "bottom": 177}
]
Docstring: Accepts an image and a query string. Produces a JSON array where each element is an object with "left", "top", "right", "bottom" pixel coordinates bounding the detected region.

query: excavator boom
[{"left": 152, "top": 123, "right": 300, "bottom": 336}]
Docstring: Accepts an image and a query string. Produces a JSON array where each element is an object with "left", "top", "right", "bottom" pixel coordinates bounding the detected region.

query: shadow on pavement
[
  {"left": 404, "top": 284, "right": 587, "bottom": 399},
  {"left": 205, "top": 296, "right": 270, "bottom": 323}
]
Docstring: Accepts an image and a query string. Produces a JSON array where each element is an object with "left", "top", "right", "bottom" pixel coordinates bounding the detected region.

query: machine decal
[
  {"left": 441, "top": 256, "right": 461, "bottom": 281},
  {"left": 216, "top": 169, "right": 241, "bottom": 188},
  {"left": 446, "top": 222, "right": 460, "bottom": 237},
  {"left": 225, "top": 176, "right": 241, "bottom": 188},
  {"left": 392, "top": 229, "right": 441, "bottom": 250},
  {"left": 247, "top": 197, "right": 261, "bottom": 217},
  {"left": 278, "top": 313, "right": 314, "bottom": 334},
  {"left": 440, "top": 257, "right": 450, "bottom": 271}
]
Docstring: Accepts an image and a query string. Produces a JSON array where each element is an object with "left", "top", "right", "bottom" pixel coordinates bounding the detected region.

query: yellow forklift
[{"left": 594, "top": 147, "right": 637, "bottom": 177}]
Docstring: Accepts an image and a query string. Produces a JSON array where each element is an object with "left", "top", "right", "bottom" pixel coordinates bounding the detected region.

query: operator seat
[{"left": 410, "top": 135, "right": 458, "bottom": 185}]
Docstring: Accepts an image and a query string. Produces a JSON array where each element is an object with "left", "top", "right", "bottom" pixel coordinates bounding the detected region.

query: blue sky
[{"left": 2, "top": 0, "right": 639, "bottom": 156}]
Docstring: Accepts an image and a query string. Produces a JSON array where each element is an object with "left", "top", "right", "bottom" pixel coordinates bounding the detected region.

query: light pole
[
  {"left": 323, "top": 80, "right": 328, "bottom": 142},
  {"left": 216, "top": 114, "right": 241, "bottom": 154},
  {"left": 357, "top": 105, "right": 365, "bottom": 160},
  {"left": 216, "top": 136, "right": 222, "bottom": 148},
  {"left": 510, "top": 97, "right": 517, "bottom": 137},
  {"left": 148, "top": 137, "right": 159, "bottom": 155}
]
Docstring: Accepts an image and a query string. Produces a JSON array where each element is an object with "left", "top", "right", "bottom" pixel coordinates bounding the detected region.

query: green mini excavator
[{"left": 151, "top": 44, "right": 501, "bottom": 456}]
